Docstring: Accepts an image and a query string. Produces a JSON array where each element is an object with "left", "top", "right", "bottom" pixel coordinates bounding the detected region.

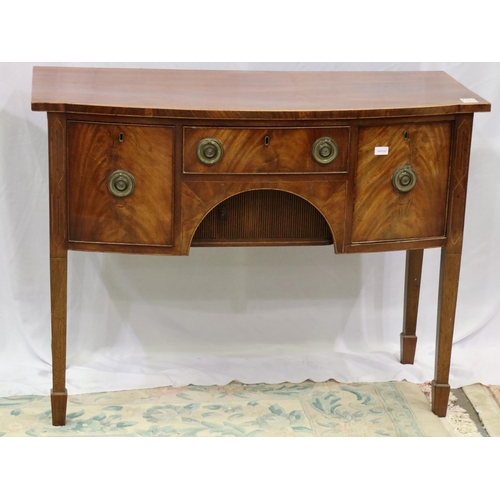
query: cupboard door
[
  {"left": 68, "top": 122, "right": 174, "bottom": 247},
  {"left": 352, "top": 122, "right": 451, "bottom": 243}
]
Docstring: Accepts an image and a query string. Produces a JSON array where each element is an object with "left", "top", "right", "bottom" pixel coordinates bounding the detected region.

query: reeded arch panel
[{"left": 192, "top": 190, "right": 333, "bottom": 247}]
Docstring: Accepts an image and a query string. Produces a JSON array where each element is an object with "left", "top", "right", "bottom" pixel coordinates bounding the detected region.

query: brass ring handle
[
  {"left": 197, "top": 138, "right": 224, "bottom": 166},
  {"left": 392, "top": 165, "right": 417, "bottom": 193},
  {"left": 108, "top": 170, "right": 136, "bottom": 198},
  {"left": 312, "top": 137, "right": 338, "bottom": 164}
]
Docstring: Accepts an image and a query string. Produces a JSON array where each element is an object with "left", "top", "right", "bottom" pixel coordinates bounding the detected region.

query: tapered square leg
[
  {"left": 431, "top": 115, "right": 473, "bottom": 418},
  {"left": 50, "top": 257, "right": 68, "bottom": 426},
  {"left": 51, "top": 389, "right": 68, "bottom": 426},
  {"left": 400, "top": 249, "right": 424, "bottom": 364},
  {"left": 400, "top": 333, "right": 418, "bottom": 365},
  {"left": 431, "top": 381, "right": 450, "bottom": 417},
  {"left": 48, "top": 113, "right": 69, "bottom": 426},
  {"left": 432, "top": 250, "right": 462, "bottom": 418}
]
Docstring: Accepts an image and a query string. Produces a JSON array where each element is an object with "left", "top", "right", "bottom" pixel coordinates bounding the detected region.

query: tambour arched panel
[
  {"left": 181, "top": 181, "right": 348, "bottom": 254},
  {"left": 192, "top": 190, "right": 333, "bottom": 246}
]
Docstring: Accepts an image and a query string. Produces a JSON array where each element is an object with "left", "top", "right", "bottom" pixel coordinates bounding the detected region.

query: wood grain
[
  {"left": 32, "top": 67, "right": 491, "bottom": 119},
  {"left": 352, "top": 122, "right": 452, "bottom": 243},
  {"left": 192, "top": 190, "right": 333, "bottom": 245},
  {"left": 432, "top": 115, "right": 473, "bottom": 416},
  {"left": 47, "top": 113, "right": 69, "bottom": 426},
  {"left": 48, "top": 113, "right": 67, "bottom": 258},
  {"left": 68, "top": 121, "right": 174, "bottom": 246},
  {"left": 183, "top": 127, "right": 349, "bottom": 174},
  {"left": 345, "top": 237, "right": 445, "bottom": 254},
  {"left": 50, "top": 258, "right": 67, "bottom": 394},
  {"left": 51, "top": 389, "right": 68, "bottom": 427},
  {"left": 182, "top": 181, "right": 347, "bottom": 254},
  {"left": 400, "top": 249, "right": 424, "bottom": 364}
]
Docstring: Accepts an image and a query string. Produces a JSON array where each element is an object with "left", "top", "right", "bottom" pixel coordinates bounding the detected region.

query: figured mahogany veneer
[
  {"left": 68, "top": 121, "right": 174, "bottom": 247},
  {"left": 32, "top": 66, "right": 490, "bottom": 425},
  {"left": 183, "top": 127, "right": 349, "bottom": 174},
  {"left": 353, "top": 122, "right": 452, "bottom": 243}
]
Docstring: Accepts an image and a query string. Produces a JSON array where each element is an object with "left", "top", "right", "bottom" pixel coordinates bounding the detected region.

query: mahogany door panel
[
  {"left": 352, "top": 122, "right": 452, "bottom": 243},
  {"left": 68, "top": 122, "right": 174, "bottom": 246}
]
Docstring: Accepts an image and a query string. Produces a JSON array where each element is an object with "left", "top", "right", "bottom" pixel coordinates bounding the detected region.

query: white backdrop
[{"left": 1, "top": 62, "right": 500, "bottom": 397}]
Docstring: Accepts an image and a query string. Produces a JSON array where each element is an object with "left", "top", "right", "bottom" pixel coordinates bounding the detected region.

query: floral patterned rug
[{"left": 0, "top": 380, "right": 452, "bottom": 437}]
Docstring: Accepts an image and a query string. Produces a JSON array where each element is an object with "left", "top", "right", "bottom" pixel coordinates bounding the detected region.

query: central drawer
[{"left": 183, "top": 126, "right": 350, "bottom": 174}]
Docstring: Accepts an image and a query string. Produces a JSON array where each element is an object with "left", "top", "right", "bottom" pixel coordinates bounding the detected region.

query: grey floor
[{"left": 451, "top": 388, "right": 489, "bottom": 437}]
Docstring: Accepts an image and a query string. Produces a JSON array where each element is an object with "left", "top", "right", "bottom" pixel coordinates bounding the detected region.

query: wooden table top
[{"left": 31, "top": 66, "right": 491, "bottom": 120}]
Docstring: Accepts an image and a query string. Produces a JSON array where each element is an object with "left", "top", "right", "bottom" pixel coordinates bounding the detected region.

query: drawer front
[
  {"left": 68, "top": 122, "right": 174, "bottom": 246},
  {"left": 183, "top": 127, "right": 350, "bottom": 174},
  {"left": 352, "top": 122, "right": 452, "bottom": 243}
]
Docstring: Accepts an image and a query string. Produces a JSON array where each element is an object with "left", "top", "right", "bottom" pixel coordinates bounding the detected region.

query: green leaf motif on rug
[
  {"left": 67, "top": 410, "right": 85, "bottom": 419},
  {"left": 0, "top": 396, "right": 45, "bottom": 407},
  {"left": 269, "top": 404, "right": 283, "bottom": 415},
  {"left": 0, "top": 381, "right": 437, "bottom": 437},
  {"left": 116, "top": 422, "right": 136, "bottom": 428},
  {"left": 175, "top": 393, "right": 193, "bottom": 400}
]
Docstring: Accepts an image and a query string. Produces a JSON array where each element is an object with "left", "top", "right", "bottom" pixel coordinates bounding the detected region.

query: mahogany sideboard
[{"left": 31, "top": 66, "right": 490, "bottom": 426}]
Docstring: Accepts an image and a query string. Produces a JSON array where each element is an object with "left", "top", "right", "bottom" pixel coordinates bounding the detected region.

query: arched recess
[
  {"left": 181, "top": 181, "right": 348, "bottom": 254},
  {"left": 193, "top": 189, "right": 333, "bottom": 246}
]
